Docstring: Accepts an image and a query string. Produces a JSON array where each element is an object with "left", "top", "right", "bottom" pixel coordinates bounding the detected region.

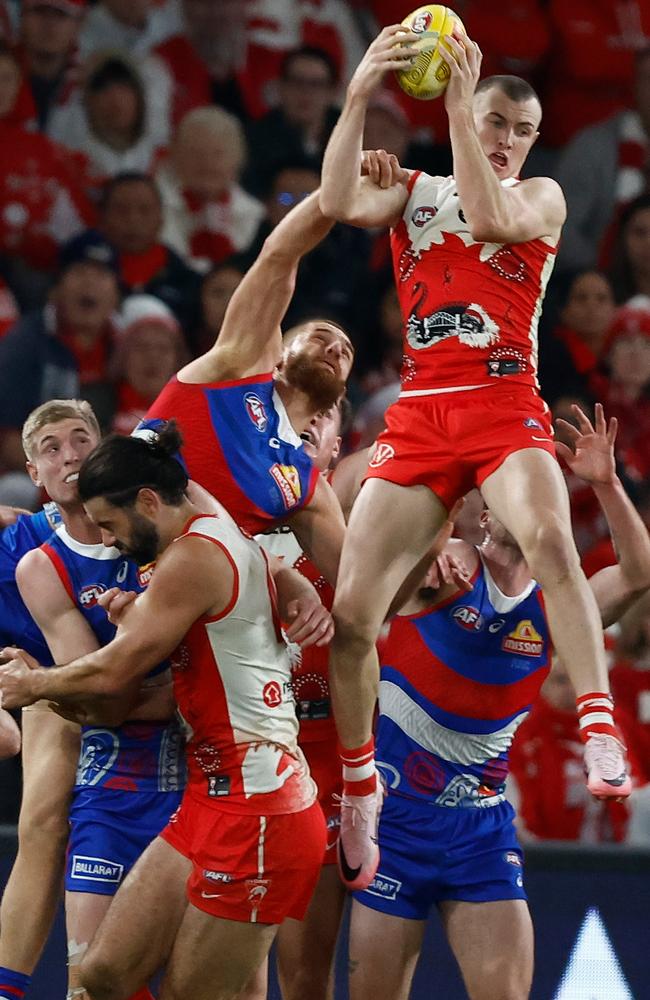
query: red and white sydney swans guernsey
[
  {"left": 391, "top": 172, "right": 558, "bottom": 394},
  {"left": 170, "top": 513, "right": 316, "bottom": 815}
]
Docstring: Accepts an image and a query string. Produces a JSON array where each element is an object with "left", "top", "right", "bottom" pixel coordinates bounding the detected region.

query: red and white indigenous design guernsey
[
  {"left": 391, "top": 172, "right": 558, "bottom": 395},
  {"left": 171, "top": 513, "right": 316, "bottom": 816}
]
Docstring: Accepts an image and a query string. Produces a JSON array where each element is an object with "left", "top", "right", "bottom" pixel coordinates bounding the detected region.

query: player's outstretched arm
[
  {"left": 0, "top": 536, "right": 234, "bottom": 711},
  {"left": 288, "top": 474, "right": 346, "bottom": 587},
  {"left": 320, "top": 25, "right": 416, "bottom": 228},
  {"left": 442, "top": 32, "right": 566, "bottom": 244},
  {"left": 557, "top": 404, "right": 650, "bottom": 626},
  {"left": 179, "top": 192, "right": 335, "bottom": 384}
]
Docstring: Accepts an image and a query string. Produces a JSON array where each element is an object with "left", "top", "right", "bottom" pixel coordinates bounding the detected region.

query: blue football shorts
[
  {"left": 354, "top": 791, "right": 526, "bottom": 920},
  {"left": 66, "top": 788, "right": 183, "bottom": 895}
]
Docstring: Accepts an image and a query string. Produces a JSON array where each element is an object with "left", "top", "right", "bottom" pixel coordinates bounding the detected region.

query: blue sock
[{"left": 0, "top": 967, "right": 31, "bottom": 999}]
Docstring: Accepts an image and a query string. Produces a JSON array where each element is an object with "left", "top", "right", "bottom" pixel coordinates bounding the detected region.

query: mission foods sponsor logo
[
  {"left": 137, "top": 562, "right": 155, "bottom": 587},
  {"left": 501, "top": 620, "right": 543, "bottom": 657},
  {"left": 269, "top": 464, "right": 301, "bottom": 509}
]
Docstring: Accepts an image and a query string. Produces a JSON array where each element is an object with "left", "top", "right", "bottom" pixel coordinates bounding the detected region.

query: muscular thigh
[
  {"left": 335, "top": 478, "right": 447, "bottom": 625},
  {"left": 480, "top": 447, "right": 572, "bottom": 542},
  {"left": 348, "top": 899, "right": 425, "bottom": 1000},
  {"left": 440, "top": 899, "right": 533, "bottom": 1000}
]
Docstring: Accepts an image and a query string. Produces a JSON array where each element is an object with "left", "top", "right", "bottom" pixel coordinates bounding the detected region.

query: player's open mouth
[
  {"left": 489, "top": 153, "right": 508, "bottom": 168},
  {"left": 300, "top": 430, "right": 315, "bottom": 445},
  {"left": 64, "top": 472, "right": 79, "bottom": 483}
]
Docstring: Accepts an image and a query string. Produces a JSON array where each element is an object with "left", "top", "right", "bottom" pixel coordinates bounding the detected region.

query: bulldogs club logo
[
  {"left": 406, "top": 301, "right": 500, "bottom": 351},
  {"left": 76, "top": 729, "right": 119, "bottom": 786},
  {"left": 411, "top": 9, "right": 433, "bottom": 32},
  {"left": 411, "top": 205, "right": 437, "bottom": 227},
  {"left": 78, "top": 584, "right": 107, "bottom": 608},
  {"left": 244, "top": 392, "right": 268, "bottom": 432},
  {"left": 369, "top": 442, "right": 395, "bottom": 468}
]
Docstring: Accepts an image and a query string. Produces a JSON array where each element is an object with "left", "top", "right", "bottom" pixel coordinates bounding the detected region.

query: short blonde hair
[{"left": 22, "top": 400, "right": 101, "bottom": 462}]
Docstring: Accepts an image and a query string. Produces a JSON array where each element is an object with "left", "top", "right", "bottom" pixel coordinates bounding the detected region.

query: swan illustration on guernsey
[{"left": 406, "top": 283, "right": 500, "bottom": 351}]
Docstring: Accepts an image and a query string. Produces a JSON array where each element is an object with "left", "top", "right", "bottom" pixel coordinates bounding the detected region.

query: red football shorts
[
  {"left": 161, "top": 793, "right": 326, "bottom": 924},
  {"left": 365, "top": 383, "right": 555, "bottom": 508},
  {"left": 301, "top": 738, "right": 342, "bottom": 866}
]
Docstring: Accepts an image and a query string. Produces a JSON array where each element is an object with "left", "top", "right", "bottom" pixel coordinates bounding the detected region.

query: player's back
[
  {"left": 378, "top": 555, "right": 551, "bottom": 807},
  {"left": 141, "top": 374, "right": 319, "bottom": 534},
  {"left": 391, "top": 172, "right": 558, "bottom": 394},
  {"left": 173, "top": 513, "right": 315, "bottom": 815}
]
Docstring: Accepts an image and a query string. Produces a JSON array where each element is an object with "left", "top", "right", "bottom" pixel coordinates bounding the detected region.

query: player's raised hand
[
  {"left": 441, "top": 29, "right": 482, "bottom": 116},
  {"left": 555, "top": 403, "right": 618, "bottom": 486},
  {"left": 284, "top": 596, "right": 335, "bottom": 648},
  {"left": 349, "top": 25, "right": 419, "bottom": 102},
  {"left": 0, "top": 647, "right": 41, "bottom": 709},
  {"left": 361, "top": 149, "right": 409, "bottom": 189}
]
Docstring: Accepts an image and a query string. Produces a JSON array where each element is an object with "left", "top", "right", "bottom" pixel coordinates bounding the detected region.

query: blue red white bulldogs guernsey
[
  {"left": 355, "top": 555, "right": 552, "bottom": 919},
  {"left": 0, "top": 502, "right": 61, "bottom": 662},
  {"left": 140, "top": 374, "right": 319, "bottom": 534},
  {"left": 41, "top": 524, "right": 186, "bottom": 896}
]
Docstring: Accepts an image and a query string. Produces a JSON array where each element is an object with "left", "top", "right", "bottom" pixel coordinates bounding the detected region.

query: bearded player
[{"left": 319, "top": 24, "right": 631, "bottom": 887}]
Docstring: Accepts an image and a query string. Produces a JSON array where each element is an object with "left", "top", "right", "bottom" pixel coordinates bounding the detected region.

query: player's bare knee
[
  {"left": 79, "top": 954, "right": 125, "bottom": 1000},
  {"left": 331, "top": 610, "right": 376, "bottom": 657},
  {"left": 17, "top": 809, "right": 68, "bottom": 853},
  {"left": 516, "top": 517, "right": 578, "bottom": 583}
]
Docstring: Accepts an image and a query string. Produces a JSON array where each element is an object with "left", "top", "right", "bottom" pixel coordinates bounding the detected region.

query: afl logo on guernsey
[
  {"left": 452, "top": 606, "right": 484, "bottom": 631},
  {"left": 244, "top": 393, "right": 268, "bottom": 432},
  {"left": 137, "top": 562, "right": 155, "bottom": 587},
  {"left": 78, "top": 584, "right": 107, "bottom": 608},
  {"left": 501, "top": 620, "right": 544, "bottom": 657},
  {"left": 412, "top": 205, "right": 437, "bottom": 227}
]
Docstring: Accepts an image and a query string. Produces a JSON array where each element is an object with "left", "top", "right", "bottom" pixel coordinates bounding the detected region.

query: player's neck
[
  {"left": 273, "top": 379, "right": 319, "bottom": 436},
  {"left": 480, "top": 543, "right": 532, "bottom": 596},
  {"left": 59, "top": 505, "right": 102, "bottom": 546}
]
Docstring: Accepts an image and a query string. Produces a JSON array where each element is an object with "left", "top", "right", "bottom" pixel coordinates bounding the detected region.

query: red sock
[
  {"left": 339, "top": 736, "right": 377, "bottom": 796},
  {"left": 127, "top": 989, "right": 155, "bottom": 1000},
  {"left": 576, "top": 692, "right": 622, "bottom": 743}
]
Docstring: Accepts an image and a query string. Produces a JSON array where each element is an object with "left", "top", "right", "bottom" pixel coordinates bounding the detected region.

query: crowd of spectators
[{"left": 0, "top": 0, "right": 650, "bottom": 844}]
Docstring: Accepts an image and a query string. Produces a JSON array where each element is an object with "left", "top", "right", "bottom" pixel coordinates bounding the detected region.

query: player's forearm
[
  {"left": 594, "top": 478, "right": 650, "bottom": 592},
  {"left": 263, "top": 190, "right": 334, "bottom": 263},
  {"left": 27, "top": 634, "right": 155, "bottom": 705},
  {"left": 448, "top": 107, "right": 513, "bottom": 240},
  {"left": 320, "top": 92, "right": 367, "bottom": 221},
  {"left": 272, "top": 564, "right": 320, "bottom": 620}
]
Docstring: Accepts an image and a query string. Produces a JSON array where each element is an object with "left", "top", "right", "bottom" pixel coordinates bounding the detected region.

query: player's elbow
[
  {"left": 0, "top": 717, "right": 21, "bottom": 759},
  {"left": 468, "top": 214, "right": 514, "bottom": 244},
  {"left": 319, "top": 186, "right": 356, "bottom": 224}
]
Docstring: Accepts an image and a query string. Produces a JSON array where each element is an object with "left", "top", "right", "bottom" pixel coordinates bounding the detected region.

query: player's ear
[
  {"left": 25, "top": 461, "right": 40, "bottom": 488},
  {"left": 332, "top": 436, "right": 342, "bottom": 463}
]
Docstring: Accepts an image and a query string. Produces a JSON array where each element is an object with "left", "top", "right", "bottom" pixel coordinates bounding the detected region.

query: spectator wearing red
[
  {"left": 17, "top": 0, "right": 86, "bottom": 132},
  {"left": 539, "top": 270, "right": 616, "bottom": 405},
  {"left": 596, "top": 300, "right": 650, "bottom": 485},
  {"left": 243, "top": 46, "right": 340, "bottom": 199},
  {"left": 0, "top": 277, "right": 19, "bottom": 337},
  {"left": 155, "top": 106, "right": 264, "bottom": 270},
  {"left": 0, "top": 41, "right": 93, "bottom": 306},
  {"left": 608, "top": 193, "right": 650, "bottom": 304},
  {"left": 0, "top": 238, "right": 120, "bottom": 504},
  {"left": 542, "top": 0, "right": 650, "bottom": 149},
  {"left": 611, "top": 591, "right": 650, "bottom": 785},
  {"left": 49, "top": 53, "right": 166, "bottom": 183},
  {"left": 509, "top": 658, "right": 636, "bottom": 843},
  {"left": 554, "top": 45, "right": 650, "bottom": 274},
  {"left": 110, "top": 293, "right": 187, "bottom": 435}
]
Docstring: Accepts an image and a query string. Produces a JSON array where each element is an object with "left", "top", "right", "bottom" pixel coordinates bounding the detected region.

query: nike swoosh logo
[
  {"left": 531, "top": 436, "right": 551, "bottom": 442},
  {"left": 337, "top": 839, "right": 361, "bottom": 885},
  {"left": 200, "top": 890, "right": 224, "bottom": 899}
]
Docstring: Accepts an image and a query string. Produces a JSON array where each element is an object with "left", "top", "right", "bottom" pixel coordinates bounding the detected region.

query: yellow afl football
[{"left": 395, "top": 5, "right": 465, "bottom": 101}]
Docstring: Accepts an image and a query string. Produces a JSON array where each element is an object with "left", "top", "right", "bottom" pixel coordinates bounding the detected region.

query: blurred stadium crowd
[{"left": 1, "top": 0, "right": 650, "bottom": 846}]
